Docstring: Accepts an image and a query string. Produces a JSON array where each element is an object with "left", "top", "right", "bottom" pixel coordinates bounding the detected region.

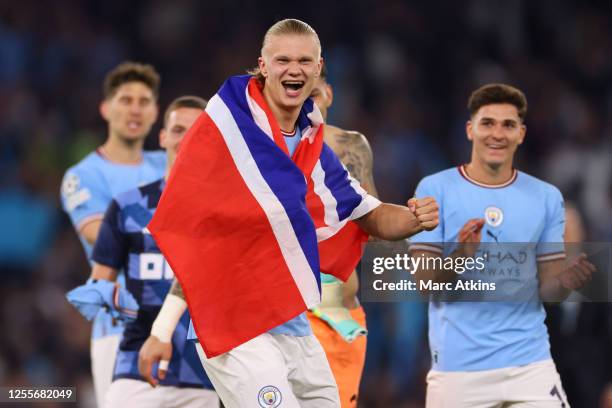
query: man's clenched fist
[{"left": 408, "top": 196, "right": 439, "bottom": 231}]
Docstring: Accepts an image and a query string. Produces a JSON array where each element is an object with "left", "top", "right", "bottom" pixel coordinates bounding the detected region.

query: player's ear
[
  {"left": 99, "top": 100, "right": 109, "bottom": 121},
  {"left": 326, "top": 83, "right": 334, "bottom": 108},
  {"left": 518, "top": 124, "right": 526, "bottom": 145},
  {"left": 258, "top": 57, "right": 267, "bottom": 78},
  {"left": 159, "top": 128, "right": 167, "bottom": 149},
  {"left": 316, "top": 57, "right": 324, "bottom": 79},
  {"left": 466, "top": 120, "right": 474, "bottom": 141}
]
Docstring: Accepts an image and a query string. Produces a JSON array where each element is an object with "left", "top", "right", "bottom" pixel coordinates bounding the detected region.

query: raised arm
[{"left": 355, "top": 197, "right": 438, "bottom": 241}]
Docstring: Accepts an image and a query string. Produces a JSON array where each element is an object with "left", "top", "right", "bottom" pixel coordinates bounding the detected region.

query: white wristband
[{"left": 150, "top": 294, "right": 187, "bottom": 343}]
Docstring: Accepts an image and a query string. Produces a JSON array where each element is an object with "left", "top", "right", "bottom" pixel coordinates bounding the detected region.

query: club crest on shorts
[
  {"left": 258, "top": 385, "right": 282, "bottom": 407},
  {"left": 484, "top": 206, "right": 503, "bottom": 227}
]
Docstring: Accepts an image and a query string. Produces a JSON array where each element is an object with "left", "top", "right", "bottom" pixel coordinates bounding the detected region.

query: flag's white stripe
[
  {"left": 207, "top": 94, "right": 320, "bottom": 307},
  {"left": 315, "top": 195, "right": 381, "bottom": 241},
  {"left": 312, "top": 160, "right": 340, "bottom": 228},
  {"left": 245, "top": 86, "right": 274, "bottom": 141},
  {"left": 316, "top": 218, "right": 348, "bottom": 241}
]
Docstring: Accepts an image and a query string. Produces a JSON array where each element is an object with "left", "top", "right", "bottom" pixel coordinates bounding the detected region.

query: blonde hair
[{"left": 248, "top": 19, "right": 321, "bottom": 83}]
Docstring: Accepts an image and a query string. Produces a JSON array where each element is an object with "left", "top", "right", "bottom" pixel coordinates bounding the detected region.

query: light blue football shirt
[
  {"left": 410, "top": 166, "right": 565, "bottom": 372},
  {"left": 60, "top": 149, "right": 166, "bottom": 339}
]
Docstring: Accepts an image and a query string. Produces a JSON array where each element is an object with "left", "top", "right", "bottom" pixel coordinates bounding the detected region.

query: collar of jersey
[{"left": 458, "top": 165, "right": 518, "bottom": 189}]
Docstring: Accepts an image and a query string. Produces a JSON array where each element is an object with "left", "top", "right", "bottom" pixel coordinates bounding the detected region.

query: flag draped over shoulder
[{"left": 149, "top": 76, "right": 380, "bottom": 358}]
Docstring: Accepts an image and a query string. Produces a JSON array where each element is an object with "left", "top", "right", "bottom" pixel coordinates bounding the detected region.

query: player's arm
[
  {"left": 81, "top": 220, "right": 103, "bottom": 246},
  {"left": 90, "top": 262, "right": 119, "bottom": 281},
  {"left": 333, "top": 130, "right": 379, "bottom": 197},
  {"left": 66, "top": 201, "right": 138, "bottom": 321},
  {"left": 332, "top": 130, "right": 379, "bottom": 306},
  {"left": 139, "top": 278, "right": 187, "bottom": 387},
  {"left": 61, "top": 170, "right": 107, "bottom": 247},
  {"left": 355, "top": 197, "right": 438, "bottom": 241},
  {"left": 536, "top": 188, "right": 595, "bottom": 302},
  {"left": 537, "top": 255, "right": 595, "bottom": 302}
]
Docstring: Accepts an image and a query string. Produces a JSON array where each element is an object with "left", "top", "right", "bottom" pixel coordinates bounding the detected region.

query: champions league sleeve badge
[
  {"left": 485, "top": 206, "right": 504, "bottom": 227},
  {"left": 62, "top": 173, "right": 92, "bottom": 211}
]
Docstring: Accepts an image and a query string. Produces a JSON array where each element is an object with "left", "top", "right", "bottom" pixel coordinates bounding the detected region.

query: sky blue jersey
[
  {"left": 410, "top": 166, "right": 566, "bottom": 372},
  {"left": 60, "top": 149, "right": 166, "bottom": 339}
]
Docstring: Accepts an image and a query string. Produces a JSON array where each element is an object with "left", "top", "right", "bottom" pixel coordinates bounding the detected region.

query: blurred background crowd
[{"left": 0, "top": 0, "right": 611, "bottom": 406}]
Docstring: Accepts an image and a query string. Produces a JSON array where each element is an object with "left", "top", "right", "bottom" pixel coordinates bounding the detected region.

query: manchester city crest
[
  {"left": 484, "top": 206, "right": 503, "bottom": 227},
  {"left": 258, "top": 385, "right": 282, "bottom": 407}
]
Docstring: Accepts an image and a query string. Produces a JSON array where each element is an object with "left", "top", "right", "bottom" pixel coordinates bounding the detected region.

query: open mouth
[
  {"left": 127, "top": 121, "right": 142, "bottom": 130},
  {"left": 486, "top": 143, "right": 506, "bottom": 150},
  {"left": 281, "top": 80, "right": 305, "bottom": 95}
]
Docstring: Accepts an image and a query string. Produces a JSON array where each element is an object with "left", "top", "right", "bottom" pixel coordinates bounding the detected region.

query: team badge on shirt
[
  {"left": 485, "top": 206, "right": 504, "bottom": 227},
  {"left": 258, "top": 385, "right": 282, "bottom": 407}
]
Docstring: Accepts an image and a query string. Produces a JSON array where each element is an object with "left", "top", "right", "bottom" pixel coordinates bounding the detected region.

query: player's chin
[
  {"left": 483, "top": 154, "right": 508, "bottom": 168},
  {"left": 122, "top": 129, "right": 148, "bottom": 140},
  {"left": 280, "top": 96, "right": 307, "bottom": 109}
]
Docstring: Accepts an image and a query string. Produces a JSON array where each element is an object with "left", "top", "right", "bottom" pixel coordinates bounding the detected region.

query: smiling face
[
  {"left": 100, "top": 81, "right": 158, "bottom": 143},
  {"left": 467, "top": 103, "right": 526, "bottom": 170},
  {"left": 258, "top": 33, "right": 322, "bottom": 115}
]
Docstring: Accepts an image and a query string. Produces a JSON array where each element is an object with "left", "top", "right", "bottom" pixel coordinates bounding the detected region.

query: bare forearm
[
  {"left": 538, "top": 259, "right": 574, "bottom": 303},
  {"left": 80, "top": 219, "right": 102, "bottom": 246},
  {"left": 539, "top": 278, "right": 571, "bottom": 303},
  {"left": 356, "top": 203, "right": 421, "bottom": 240},
  {"left": 91, "top": 263, "right": 118, "bottom": 281}
]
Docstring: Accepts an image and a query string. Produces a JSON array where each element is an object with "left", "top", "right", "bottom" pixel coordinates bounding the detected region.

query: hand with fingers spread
[
  {"left": 407, "top": 196, "right": 439, "bottom": 232},
  {"left": 138, "top": 335, "right": 173, "bottom": 387},
  {"left": 455, "top": 218, "right": 485, "bottom": 257},
  {"left": 557, "top": 253, "right": 596, "bottom": 290}
]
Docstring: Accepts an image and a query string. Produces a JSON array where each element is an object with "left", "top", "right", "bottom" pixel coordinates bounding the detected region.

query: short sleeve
[
  {"left": 536, "top": 186, "right": 566, "bottom": 262},
  {"left": 91, "top": 200, "right": 128, "bottom": 268},
  {"left": 60, "top": 167, "right": 110, "bottom": 230}
]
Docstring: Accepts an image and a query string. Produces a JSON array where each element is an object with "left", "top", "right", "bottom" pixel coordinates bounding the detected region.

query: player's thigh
[
  {"left": 504, "top": 360, "right": 570, "bottom": 408},
  {"left": 165, "top": 386, "right": 220, "bottom": 408},
  {"left": 91, "top": 334, "right": 121, "bottom": 406},
  {"left": 426, "top": 369, "right": 504, "bottom": 408},
  {"left": 285, "top": 334, "right": 340, "bottom": 408},
  {"left": 104, "top": 378, "right": 160, "bottom": 408},
  {"left": 195, "top": 334, "right": 301, "bottom": 408}
]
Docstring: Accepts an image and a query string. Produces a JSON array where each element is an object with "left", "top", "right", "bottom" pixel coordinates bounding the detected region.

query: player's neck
[
  {"left": 263, "top": 90, "right": 300, "bottom": 134},
  {"left": 100, "top": 137, "right": 144, "bottom": 164},
  {"left": 465, "top": 160, "right": 514, "bottom": 185}
]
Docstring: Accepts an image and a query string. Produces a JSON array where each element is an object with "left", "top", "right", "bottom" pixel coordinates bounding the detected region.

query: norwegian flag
[{"left": 149, "top": 76, "right": 380, "bottom": 358}]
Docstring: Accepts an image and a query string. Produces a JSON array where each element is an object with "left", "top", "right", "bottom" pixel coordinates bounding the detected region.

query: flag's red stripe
[
  {"left": 318, "top": 221, "right": 368, "bottom": 282},
  {"left": 305, "top": 177, "right": 327, "bottom": 229}
]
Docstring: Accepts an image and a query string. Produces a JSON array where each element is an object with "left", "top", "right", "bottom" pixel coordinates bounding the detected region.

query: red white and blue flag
[{"left": 149, "top": 76, "right": 380, "bottom": 357}]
